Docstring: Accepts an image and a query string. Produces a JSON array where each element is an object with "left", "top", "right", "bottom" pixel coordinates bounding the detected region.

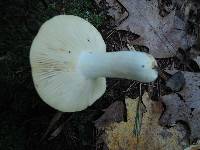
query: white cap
[{"left": 30, "top": 15, "right": 106, "bottom": 112}]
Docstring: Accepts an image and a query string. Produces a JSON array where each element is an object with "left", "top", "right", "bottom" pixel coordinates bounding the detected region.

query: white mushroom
[{"left": 30, "top": 15, "right": 158, "bottom": 112}]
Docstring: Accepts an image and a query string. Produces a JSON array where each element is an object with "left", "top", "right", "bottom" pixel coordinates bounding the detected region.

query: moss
[
  {"left": 43, "top": 0, "right": 104, "bottom": 28},
  {"left": 64, "top": 0, "right": 104, "bottom": 27}
]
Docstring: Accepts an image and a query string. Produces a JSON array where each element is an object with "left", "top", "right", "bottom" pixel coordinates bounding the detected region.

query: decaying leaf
[
  {"left": 95, "top": 0, "right": 128, "bottom": 24},
  {"left": 106, "top": 0, "right": 128, "bottom": 24},
  {"left": 95, "top": 101, "right": 125, "bottom": 128},
  {"left": 191, "top": 26, "right": 200, "bottom": 68},
  {"left": 94, "top": 0, "right": 101, "bottom": 5},
  {"left": 157, "top": 0, "right": 174, "bottom": 17},
  {"left": 184, "top": 142, "right": 200, "bottom": 150},
  {"left": 97, "top": 92, "right": 188, "bottom": 150},
  {"left": 190, "top": 46, "right": 200, "bottom": 60},
  {"left": 194, "top": 56, "right": 200, "bottom": 68},
  {"left": 160, "top": 71, "right": 200, "bottom": 141},
  {"left": 166, "top": 71, "right": 185, "bottom": 92},
  {"left": 106, "top": 0, "right": 195, "bottom": 58}
]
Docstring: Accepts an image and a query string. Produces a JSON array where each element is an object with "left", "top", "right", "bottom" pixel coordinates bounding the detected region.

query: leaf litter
[
  {"left": 160, "top": 70, "right": 200, "bottom": 141},
  {"left": 98, "top": 0, "right": 196, "bottom": 58},
  {"left": 95, "top": 92, "right": 188, "bottom": 150},
  {"left": 94, "top": 1, "right": 200, "bottom": 148},
  {"left": 94, "top": 101, "right": 125, "bottom": 129},
  {"left": 165, "top": 71, "right": 185, "bottom": 92}
]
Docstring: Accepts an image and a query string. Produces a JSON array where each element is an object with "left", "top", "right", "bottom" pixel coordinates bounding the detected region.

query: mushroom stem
[{"left": 79, "top": 51, "right": 158, "bottom": 82}]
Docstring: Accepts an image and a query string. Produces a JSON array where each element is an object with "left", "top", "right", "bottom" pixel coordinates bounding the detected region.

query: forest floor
[{"left": 0, "top": 0, "right": 199, "bottom": 150}]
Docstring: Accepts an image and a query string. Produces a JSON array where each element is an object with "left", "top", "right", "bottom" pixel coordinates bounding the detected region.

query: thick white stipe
[{"left": 79, "top": 51, "right": 158, "bottom": 82}]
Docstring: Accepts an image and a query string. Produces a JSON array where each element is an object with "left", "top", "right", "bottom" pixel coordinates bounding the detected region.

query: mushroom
[{"left": 30, "top": 15, "right": 158, "bottom": 112}]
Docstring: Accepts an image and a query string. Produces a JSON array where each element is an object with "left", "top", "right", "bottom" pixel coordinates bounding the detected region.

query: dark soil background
[{"left": 0, "top": 0, "right": 145, "bottom": 150}]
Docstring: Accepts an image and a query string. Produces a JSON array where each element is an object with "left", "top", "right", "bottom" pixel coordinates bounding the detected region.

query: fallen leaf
[
  {"left": 190, "top": 46, "right": 200, "bottom": 60},
  {"left": 160, "top": 71, "right": 200, "bottom": 141},
  {"left": 97, "top": 92, "right": 188, "bottom": 150},
  {"left": 184, "top": 144, "right": 200, "bottom": 150},
  {"left": 95, "top": 101, "right": 125, "bottom": 128},
  {"left": 193, "top": 56, "right": 200, "bottom": 69},
  {"left": 108, "top": 0, "right": 195, "bottom": 58},
  {"left": 106, "top": 0, "right": 128, "bottom": 25},
  {"left": 157, "top": 0, "right": 174, "bottom": 17},
  {"left": 94, "top": 0, "right": 101, "bottom": 5},
  {"left": 166, "top": 71, "right": 185, "bottom": 92},
  {"left": 175, "top": 47, "right": 200, "bottom": 71}
]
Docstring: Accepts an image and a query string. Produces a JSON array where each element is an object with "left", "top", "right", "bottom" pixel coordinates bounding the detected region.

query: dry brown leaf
[
  {"left": 109, "top": 0, "right": 195, "bottom": 58},
  {"left": 98, "top": 92, "right": 188, "bottom": 150},
  {"left": 160, "top": 71, "right": 200, "bottom": 141}
]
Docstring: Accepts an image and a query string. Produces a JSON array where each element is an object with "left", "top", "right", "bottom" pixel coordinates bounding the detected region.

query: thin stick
[
  {"left": 106, "top": 30, "right": 116, "bottom": 39},
  {"left": 40, "top": 111, "right": 63, "bottom": 142}
]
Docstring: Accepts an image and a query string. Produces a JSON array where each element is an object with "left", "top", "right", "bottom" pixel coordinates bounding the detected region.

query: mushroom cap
[{"left": 30, "top": 15, "right": 106, "bottom": 112}]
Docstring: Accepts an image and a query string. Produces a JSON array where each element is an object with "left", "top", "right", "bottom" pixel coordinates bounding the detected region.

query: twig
[
  {"left": 106, "top": 30, "right": 116, "bottom": 39},
  {"left": 123, "top": 81, "right": 138, "bottom": 93},
  {"left": 40, "top": 111, "right": 64, "bottom": 142}
]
